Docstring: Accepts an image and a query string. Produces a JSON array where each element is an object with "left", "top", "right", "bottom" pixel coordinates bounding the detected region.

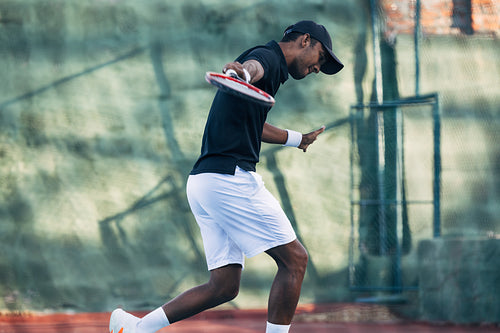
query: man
[{"left": 109, "top": 20, "right": 343, "bottom": 333}]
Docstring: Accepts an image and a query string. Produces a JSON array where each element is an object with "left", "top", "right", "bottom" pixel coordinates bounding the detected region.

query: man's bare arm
[
  {"left": 223, "top": 60, "right": 264, "bottom": 84},
  {"left": 262, "top": 123, "right": 326, "bottom": 152},
  {"left": 262, "top": 123, "right": 288, "bottom": 144}
]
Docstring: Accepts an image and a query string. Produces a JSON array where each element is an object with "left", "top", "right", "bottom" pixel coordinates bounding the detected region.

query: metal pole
[
  {"left": 376, "top": 111, "right": 387, "bottom": 255},
  {"left": 371, "top": 0, "right": 383, "bottom": 104},
  {"left": 414, "top": 0, "right": 421, "bottom": 96},
  {"left": 394, "top": 107, "right": 404, "bottom": 292},
  {"left": 370, "top": 0, "right": 386, "bottom": 256},
  {"left": 433, "top": 96, "right": 441, "bottom": 237},
  {"left": 349, "top": 109, "right": 356, "bottom": 288}
]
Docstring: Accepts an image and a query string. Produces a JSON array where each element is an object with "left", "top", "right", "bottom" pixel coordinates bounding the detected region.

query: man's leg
[
  {"left": 110, "top": 264, "right": 242, "bottom": 333},
  {"left": 265, "top": 239, "right": 308, "bottom": 325},
  {"left": 162, "top": 263, "right": 242, "bottom": 324}
]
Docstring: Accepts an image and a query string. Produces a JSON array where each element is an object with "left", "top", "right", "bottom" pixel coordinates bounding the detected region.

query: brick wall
[{"left": 381, "top": 0, "right": 499, "bottom": 36}]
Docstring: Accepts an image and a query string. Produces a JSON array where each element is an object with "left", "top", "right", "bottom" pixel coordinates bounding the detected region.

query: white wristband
[{"left": 284, "top": 129, "right": 302, "bottom": 147}]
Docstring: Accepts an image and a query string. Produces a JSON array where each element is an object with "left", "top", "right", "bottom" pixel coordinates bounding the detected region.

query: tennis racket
[{"left": 205, "top": 71, "right": 275, "bottom": 107}]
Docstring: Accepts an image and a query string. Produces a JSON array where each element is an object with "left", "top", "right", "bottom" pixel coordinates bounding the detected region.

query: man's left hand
[{"left": 299, "top": 126, "right": 325, "bottom": 152}]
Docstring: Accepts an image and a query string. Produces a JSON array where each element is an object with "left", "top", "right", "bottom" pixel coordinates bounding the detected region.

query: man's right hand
[{"left": 223, "top": 60, "right": 264, "bottom": 84}]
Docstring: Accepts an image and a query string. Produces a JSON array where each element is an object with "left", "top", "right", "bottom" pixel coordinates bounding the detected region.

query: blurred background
[{"left": 0, "top": 0, "right": 498, "bottom": 325}]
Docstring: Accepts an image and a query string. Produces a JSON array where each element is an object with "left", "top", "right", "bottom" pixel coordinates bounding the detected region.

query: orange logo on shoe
[{"left": 109, "top": 329, "right": 123, "bottom": 333}]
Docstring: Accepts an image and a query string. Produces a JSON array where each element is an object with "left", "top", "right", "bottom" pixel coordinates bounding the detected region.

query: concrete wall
[
  {"left": 418, "top": 238, "right": 500, "bottom": 323},
  {"left": 0, "top": 0, "right": 498, "bottom": 321}
]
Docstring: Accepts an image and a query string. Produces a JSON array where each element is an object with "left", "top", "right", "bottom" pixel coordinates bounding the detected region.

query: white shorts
[{"left": 186, "top": 166, "right": 297, "bottom": 271}]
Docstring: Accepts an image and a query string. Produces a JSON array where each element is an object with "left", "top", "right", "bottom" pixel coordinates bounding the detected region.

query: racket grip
[
  {"left": 225, "top": 68, "right": 250, "bottom": 83},
  {"left": 225, "top": 69, "right": 239, "bottom": 78}
]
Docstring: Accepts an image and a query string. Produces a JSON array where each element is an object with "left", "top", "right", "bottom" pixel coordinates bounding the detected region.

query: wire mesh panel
[{"left": 348, "top": 94, "right": 440, "bottom": 292}]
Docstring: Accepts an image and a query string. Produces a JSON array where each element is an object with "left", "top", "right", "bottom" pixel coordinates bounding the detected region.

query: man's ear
[{"left": 300, "top": 33, "right": 311, "bottom": 48}]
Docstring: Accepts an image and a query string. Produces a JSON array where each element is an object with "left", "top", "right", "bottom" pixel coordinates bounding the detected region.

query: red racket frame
[{"left": 205, "top": 72, "right": 275, "bottom": 107}]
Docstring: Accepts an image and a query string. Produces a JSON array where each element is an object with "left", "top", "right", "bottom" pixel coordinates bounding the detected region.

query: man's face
[{"left": 288, "top": 40, "right": 327, "bottom": 80}]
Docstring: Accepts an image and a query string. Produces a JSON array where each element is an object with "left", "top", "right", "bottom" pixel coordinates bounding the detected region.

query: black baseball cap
[{"left": 283, "top": 20, "right": 344, "bottom": 75}]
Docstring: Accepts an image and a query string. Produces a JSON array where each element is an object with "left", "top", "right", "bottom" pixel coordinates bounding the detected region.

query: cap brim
[{"left": 321, "top": 48, "right": 344, "bottom": 75}]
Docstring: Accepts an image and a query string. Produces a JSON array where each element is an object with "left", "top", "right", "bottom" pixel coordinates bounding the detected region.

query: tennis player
[{"left": 110, "top": 20, "right": 343, "bottom": 333}]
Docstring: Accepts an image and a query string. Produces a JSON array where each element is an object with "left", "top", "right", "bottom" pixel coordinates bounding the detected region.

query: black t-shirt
[{"left": 190, "top": 41, "right": 289, "bottom": 175}]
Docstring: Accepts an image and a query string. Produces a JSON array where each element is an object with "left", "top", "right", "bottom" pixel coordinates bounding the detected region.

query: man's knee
[
  {"left": 209, "top": 278, "right": 239, "bottom": 303},
  {"left": 292, "top": 244, "right": 308, "bottom": 276},
  {"left": 222, "top": 282, "right": 240, "bottom": 301},
  {"left": 208, "top": 264, "right": 241, "bottom": 303},
  {"left": 267, "top": 240, "right": 309, "bottom": 276}
]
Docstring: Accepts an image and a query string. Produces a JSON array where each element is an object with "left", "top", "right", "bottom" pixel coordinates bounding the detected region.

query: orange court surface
[{"left": 1, "top": 304, "right": 499, "bottom": 333}]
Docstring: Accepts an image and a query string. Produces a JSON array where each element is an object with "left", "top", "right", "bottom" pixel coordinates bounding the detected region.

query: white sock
[
  {"left": 136, "top": 307, "right": 170, "bottom": 333},
  {"left": 266, "top": 321, "right": 291, "bottom": 333}
]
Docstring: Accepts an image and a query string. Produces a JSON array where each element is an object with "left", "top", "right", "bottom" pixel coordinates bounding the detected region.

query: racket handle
[
  {"left": 225, "top": 69, "right": 239, "bottom": 78},
  {"left": 225, "top": 68, "right": 250, "bottom": 83}
]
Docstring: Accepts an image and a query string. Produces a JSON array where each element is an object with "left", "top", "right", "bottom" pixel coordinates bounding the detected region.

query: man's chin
[{"left": 290, "top": 72, "right": 307, "bottom": 80}]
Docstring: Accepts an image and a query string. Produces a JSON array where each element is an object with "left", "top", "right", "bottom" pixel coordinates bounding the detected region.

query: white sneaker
[{"left": 109, "top": 308, "right": 140, "bottom": 333}]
